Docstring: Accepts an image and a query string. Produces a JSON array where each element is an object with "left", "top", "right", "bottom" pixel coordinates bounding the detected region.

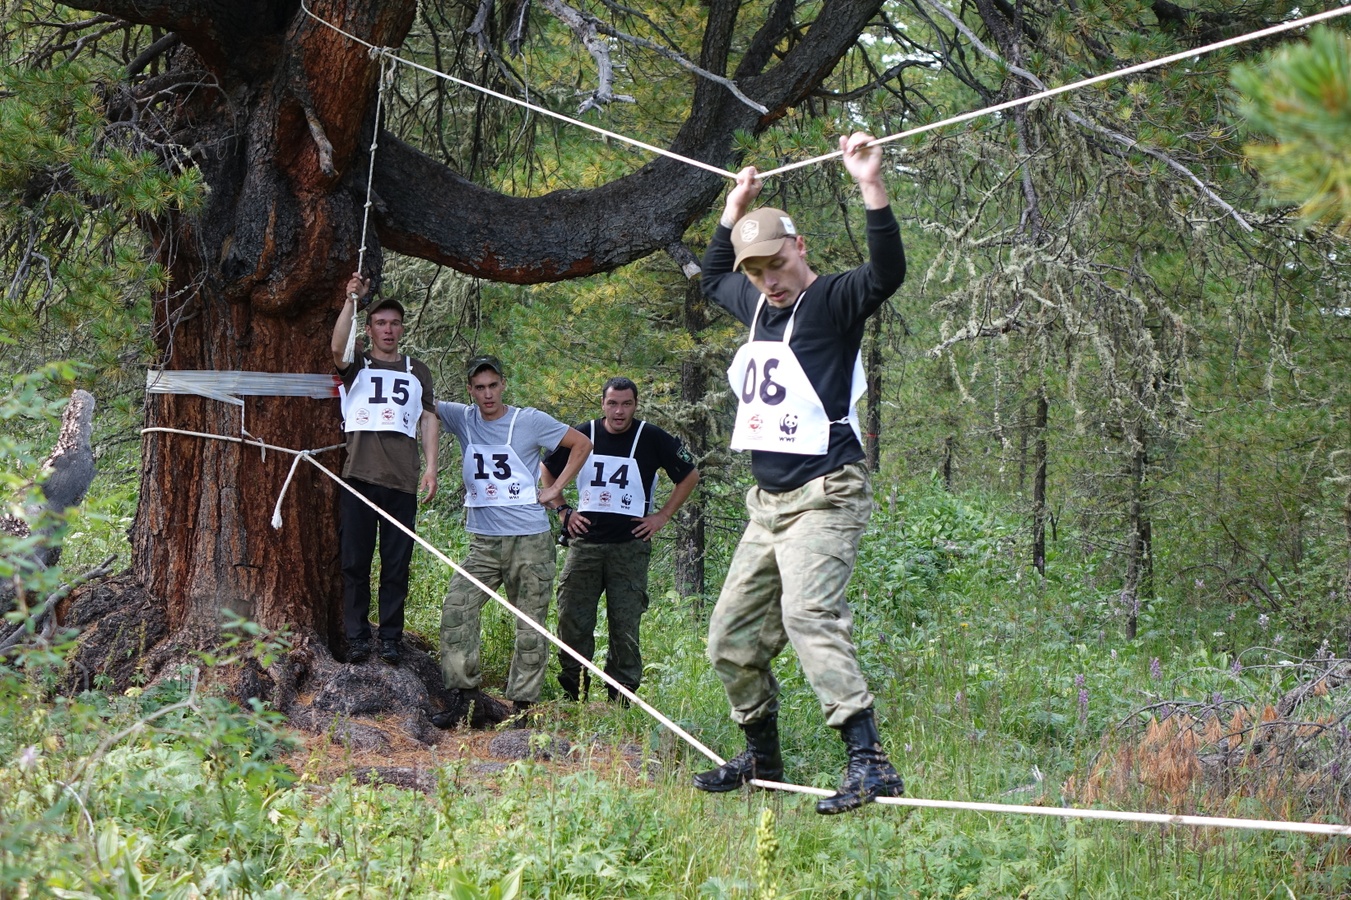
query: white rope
[
  {"left": 272, "top": 450, "right": 311, "bottom": 529},
  {"left": 342, "top": 51, "right": 393, "bottom": 366},
  {"left": 143, "top": 423, "right": 1351, "bottom": 836},
  {"left": 297, "top": 1, "right": 732, "bottom": 179},
  {"left": 757, "top": 3, "right": 1351, "bottom": 179},
  {"left": 301, "top": 0, "right": 1351, "bottom": 188}
]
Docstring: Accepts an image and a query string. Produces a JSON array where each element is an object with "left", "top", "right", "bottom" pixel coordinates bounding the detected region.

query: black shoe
[
  {"left": 606, "top": 683, "right": 634, "bottom": 707},
  {"left": 559, "top": 669, "right": 591, "bottom": 702},
  {"left": 693, "top": 715, "right": 783, "bottom": 792},
  {"left": 431, "top": 689, "right": 468, "bottom": 729},
  {"left": 347, "top": 638, "right": 371, "bottom": 664},
  {"left": 379, "top": 639, "right": 402, "bottom": 664},
  {"left": 816, "top": 709, "right": 904, "bottom": 815},
  {"left": 513, "top": 700, "right": 533, "bottom": 714}
]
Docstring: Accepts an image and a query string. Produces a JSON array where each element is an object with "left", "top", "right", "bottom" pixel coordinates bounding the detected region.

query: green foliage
[
  {"left": 1, "top": 6, "right": 202, "bottom": 389},
  {"left": 1232, "top": 26, "right": 1351, "bottom": 234},
  {"left": 8, "top": 479, "right": 1351, "bottom": 896}
]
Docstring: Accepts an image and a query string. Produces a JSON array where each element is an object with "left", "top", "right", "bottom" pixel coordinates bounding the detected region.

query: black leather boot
[
  {"left": 693, "top": 715, "right": 784, "bottom": 792},
  {"left": 816, "top": 709, "right": 904, "bottom": 815}
]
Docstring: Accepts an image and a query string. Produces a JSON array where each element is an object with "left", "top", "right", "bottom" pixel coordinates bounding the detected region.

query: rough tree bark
[{"left": 50, "top": 0, "right": 890, "bottom": 710}]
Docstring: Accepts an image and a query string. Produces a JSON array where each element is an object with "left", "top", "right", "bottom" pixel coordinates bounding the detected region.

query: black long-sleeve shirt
[{"left": 701, "top": 206, "right": 906, "bottom": 492}]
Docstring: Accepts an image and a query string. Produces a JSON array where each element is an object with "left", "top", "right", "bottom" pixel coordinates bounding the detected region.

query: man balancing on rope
[
  {"left": 693, "top": 132, "right": 906, "bottom": 814},
  {"left": 432, "top": 355, "right": 591, "bottom": 726},
  {"left": 331, "top": 273, "right": 439, "bottom": 665}
]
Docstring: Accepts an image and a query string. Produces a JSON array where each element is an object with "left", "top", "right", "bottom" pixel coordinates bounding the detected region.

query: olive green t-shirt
[{"left": 339, "top": 353, "right": 435, "bottom": 494}]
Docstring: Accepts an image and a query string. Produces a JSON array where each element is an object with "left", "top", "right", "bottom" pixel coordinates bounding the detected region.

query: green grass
[{"left": 6, "top": 479, "right": 1351, "bottom": 897}]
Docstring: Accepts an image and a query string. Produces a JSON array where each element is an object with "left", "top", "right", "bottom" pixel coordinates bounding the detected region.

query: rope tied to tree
[{"left": 342, "top": 48, "right": 395, "bottom": 366}]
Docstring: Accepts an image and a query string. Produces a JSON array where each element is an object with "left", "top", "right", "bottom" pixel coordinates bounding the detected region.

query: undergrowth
[{"left": 6, "top": 378, "right": 1351, "bottom": 896}]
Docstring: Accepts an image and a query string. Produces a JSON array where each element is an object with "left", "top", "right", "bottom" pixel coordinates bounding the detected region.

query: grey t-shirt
[{"left": 438, "top": 401, "right": 569, "bottom": 536}]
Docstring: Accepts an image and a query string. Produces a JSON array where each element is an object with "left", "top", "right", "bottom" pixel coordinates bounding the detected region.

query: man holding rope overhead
[
  {"left": 694, "top": 132, "right": 906, "bottom": 814},
  {"left": 432, "top": 355, "right": 591, "bottom": 725},
  {"left": 331, "top": 274, "right": 439, "bottom": 665},
  {"left": 540, "top": 377, "right": 700, "bottom": 703}
]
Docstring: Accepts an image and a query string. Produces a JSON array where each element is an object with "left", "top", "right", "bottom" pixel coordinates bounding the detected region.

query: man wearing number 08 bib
[
  {"left": 693, "top": 133, "right": 907, "bottom": 815},
  {"left": 433, "top": 355, "right": 591, "bottom": 723}
]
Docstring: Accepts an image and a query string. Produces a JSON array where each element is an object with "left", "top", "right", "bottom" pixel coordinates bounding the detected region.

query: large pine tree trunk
[{"left": 125, "top": 1, "right": 420, "bottom": 647}]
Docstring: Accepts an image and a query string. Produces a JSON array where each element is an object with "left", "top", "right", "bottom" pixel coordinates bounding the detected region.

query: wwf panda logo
[
  {"left": 621, "top": 494, "right": 633, "bottom": 509},
  {"left": 779, "top": 413, "right": 799, "bottom": 435},
  {"left": 508, "top": 483, "right": 521, "bottom": 499}
]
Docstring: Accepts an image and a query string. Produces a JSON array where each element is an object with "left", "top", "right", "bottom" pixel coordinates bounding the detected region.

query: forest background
[{"left": 3, "top": 0, "right": 1351, "bottom": 896}]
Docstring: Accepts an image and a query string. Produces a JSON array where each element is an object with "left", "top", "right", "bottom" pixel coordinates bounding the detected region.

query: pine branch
[{"left": 920, "top": 0, "right": 1254, "bottom": 233}]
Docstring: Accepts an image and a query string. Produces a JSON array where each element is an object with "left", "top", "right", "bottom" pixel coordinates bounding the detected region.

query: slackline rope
[
  {"left": 139, "top": 417, "right": 1351, "bottom": 837},
  {"left": 299, "top": 1, "right": 1351, "bottom": 185},
  {"left": 144, "top": 2, "right": 1351, "bottom": 833},
  {"left": 757, "top": 2, "right": 1351, "bottom": 180}
]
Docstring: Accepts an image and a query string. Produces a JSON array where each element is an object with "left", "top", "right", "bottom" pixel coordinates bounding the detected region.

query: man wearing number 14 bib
[
  {"left": 434, "top": 355, "right": 591, "bottom": 723},
  {"left": 541, "top": 377, "right": 700, "bottom": 704},
  {"left": 693, "top": 133, "right": 907, "bottom": 814}
]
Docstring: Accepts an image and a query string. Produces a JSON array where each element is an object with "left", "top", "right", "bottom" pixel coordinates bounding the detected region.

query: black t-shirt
[
  {"left": 701, "top": 206, "right": 906, "bottom": 492},
  {"left": 544, "top": 418, "right": 697, "bottom": 543}
]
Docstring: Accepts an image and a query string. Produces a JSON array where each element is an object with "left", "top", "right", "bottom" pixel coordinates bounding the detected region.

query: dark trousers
[{"left": 340, "top": 478, "right": 416, "bottom": 643}]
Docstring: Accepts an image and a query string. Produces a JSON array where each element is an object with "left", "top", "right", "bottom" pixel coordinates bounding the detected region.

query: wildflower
[
  {"left": 1110, "top": 649, "right": 1117, "bottom": 661},
  {"left": 1195, "top": 578, "right": 1205, "bottom": 589},
  {"left": 1258, "top": 613, "right": 1270, "bottom": 631},
  {"left": 1211, "top": 692, "right": 1223, "bottom": 706},
  {"left": 1078, "top": 688, "right": 1089, "bottom": 725},
  {"left": 18, "top": 746, "right": 38, "bottom": 772},
  {"left": 1230, "top": 657, "right": 1242, "bottom": 676},
  {"left": 1074, "top": 673, "right": 1086, "bottom": 689},
  {"left": 1150, "top": 657, "right": 1162, "bottom": 680}
]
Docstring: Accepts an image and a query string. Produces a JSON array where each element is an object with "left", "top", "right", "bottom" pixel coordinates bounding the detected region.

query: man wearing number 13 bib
[
  {"left": 434, "top": 355, "right": 591, "bottom": 722},
  {"left": 693, "top": 133, "right": 907, "bottom": 815}
]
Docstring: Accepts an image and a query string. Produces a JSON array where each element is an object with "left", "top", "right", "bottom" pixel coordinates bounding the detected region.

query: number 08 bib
[{"left": 727, "top": 294, "right": 864, "bottom": 456}]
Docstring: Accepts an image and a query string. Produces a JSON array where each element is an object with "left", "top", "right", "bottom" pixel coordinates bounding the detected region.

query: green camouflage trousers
[
  {"left": 707, "top": 463, "right": 875, "bottom": 728},
  {"left": 440, "top": 530, "right": 556, "bottom": 702},
  {"left": 556, "top": 538, "right": 652, "bottom": 692}
]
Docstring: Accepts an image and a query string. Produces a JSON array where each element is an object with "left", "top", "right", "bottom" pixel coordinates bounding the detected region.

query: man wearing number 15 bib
[
  {"left": 434, "top": 355, "right": 591, "bottom": 721},
  {"left": 333, "top": 275, "right": 439, "bottom": 668},
  {"left": 693, "top": 133, "right": 907, "bottom": 815}
]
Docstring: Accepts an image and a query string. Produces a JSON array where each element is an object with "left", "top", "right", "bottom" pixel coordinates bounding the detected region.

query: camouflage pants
[
  {"left": 707, "top": 463, "right": 874, "bottom": 728},
  {"left": 556, "top": 538, "right": 652, "bottom": 693},
  {"left": 440, "top": 531, "right": 556, "bottom": 702}
]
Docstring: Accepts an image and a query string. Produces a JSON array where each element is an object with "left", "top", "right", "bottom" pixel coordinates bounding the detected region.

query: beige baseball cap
[{"left": 731, "top": 207, "right": 798, "bottom": 270}]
